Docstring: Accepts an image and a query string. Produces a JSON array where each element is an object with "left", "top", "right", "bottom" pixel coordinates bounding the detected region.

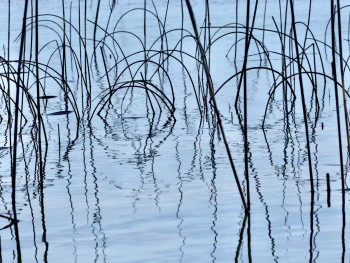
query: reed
[
  {"left": 330, "top": 0, "right": 345, "bottom": 207},
  {"left": 93, "top": 0, "right": 102, "bottom": 50},
  {"left": 3, "top": 1, "right": 350, "bottom": 260},
  {"left": 333, "top": 1, "right": 346, "bottom": 260},
  {"left": 35, "top": 0, "right": 42, "bottom": 178},
  {"left": 11, "top": 1, "right": 30, "bottom": 261},
  {"left": 7, "top": 0, "right": 12, "bottom": 165},
  {"left": 326, "top": 173, "right": 331, "bottom": 207},
  {"left": 289, "top": 0, "right": 314, "bottom": 194},
  {"left": 184, "top": 0, "right": 248, "bottom": 212},
  {"left": 6, "top": 0, "right": 349, "bottom": 207}
]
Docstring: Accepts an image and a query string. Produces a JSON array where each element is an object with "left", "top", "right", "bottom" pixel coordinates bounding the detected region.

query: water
[{"left": 0, "top": 0, "right": 349, "bottom": 262}]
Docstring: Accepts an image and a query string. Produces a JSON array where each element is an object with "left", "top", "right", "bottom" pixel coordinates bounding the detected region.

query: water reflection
[
  {"left": 1, "top": 0, "right": 350, "bottom": 262},
  {"left": 175, "top": 137, "right": 185, "bottom": 263},
  {"left": 89, "top": 125, "right": 107, "bottom": 263},
  {"left": 208, "top": 123, "right": 218, "bottom": 263}
]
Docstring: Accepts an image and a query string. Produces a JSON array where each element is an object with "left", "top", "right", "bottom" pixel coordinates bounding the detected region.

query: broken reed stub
[{"left": 327, "top": 173, "right": 331, "bottom": 207}]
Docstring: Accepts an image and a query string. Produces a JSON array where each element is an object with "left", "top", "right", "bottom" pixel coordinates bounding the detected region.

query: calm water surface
[{"left": 0, "top": 0, "right": 349, "bottom": 262}]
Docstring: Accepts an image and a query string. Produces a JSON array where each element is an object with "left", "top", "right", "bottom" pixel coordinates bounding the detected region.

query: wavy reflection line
[
  {"left": 175, "top": 137, "right": 185, "bottom": 262},
  {"left": 247, "top": 214, "right": 252, "bottom": 263},
  {"left": 208, "top": 121, "right": 217, "bottom": 263},
  {"left": 88, "top": 126, "right": 107, "bottom": 263},
  {"left": 82, "top": 123, "right": 90, "bottom": 225},
  {"left": 238, "top": 98, "right": 277, "bottom": 261},
  {"left": 281, "top": 102, "right": 292, "bottom": 254},
  {"left": 235, "top": 214, "right": 247, "bottom": 263},
  {"left": 131, "top": 139, "right": 145, "bottom": 218},
  {"left": 29, "top": 128, "right": 50, "bottom": 263},
  {"left": 0, "top": 154, "right": 11, "bottom": 226},
  {"left": 4, "top": 119, "right": 12, "bottom": 164},
  {"left": 262, "top": 128, "right": 276, "bottom": 168},
  {"left": 188, "top": 118, "right": 203, "bottom": 183},
  {"left": 149, "top": 137, "right": 161, "bottom": 210},
  {"left": 236, "top": 94, "right": 278, "bottom": 262},
  {"left": 310, "top": 111, "right": 321, "bottom": 262},
  {"left": 39, "top": 171, "right": 48, "bottom": 263},
  {"left": 249, "top": 151, "right": 278, "bottom": 262},
  {"left": 22, "top": 138, "right": 39, "bottom": 263},
  {"left": 66, "top": 155, "right": 78, "bottom": 263},
  {"left": 64, "top": 112, "right": 78, "bottom": 263},
  {"left": 143, "top": 107, "right": 161, "bottom": 209},
  {"left": 182, "top": 69, "right": 190, "bottom": 130},
  {"left": 291, "top": 111, "right": 306, "bottom": 237}
]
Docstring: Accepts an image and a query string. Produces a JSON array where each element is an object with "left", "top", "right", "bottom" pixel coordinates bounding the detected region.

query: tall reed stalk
[
  {"left": 234, "top": 0, "right": 259, "bottom": 110},
  {"left": 184, "top": 0, "right": 248, "bottom": 212},
  {"left": 243, "top": 0, "right": 253, "bottom": 212},
  {"left": 332, "top": 1, "right": 346, "bottom": 259},
  {"left": 12, "top": 1, "right": 31, "bottom": 261},
  {"left": 7, "top": 0, "right": 12, "bottom": 167},
  {"left": 289, "top": 0, "right": 314, "bottom": 194},
  {"left": 35, "top": 0, "right": 42, "bottom": 178},
  {"left": 94, "top": 0, "right": 101, "bottom": 50}
]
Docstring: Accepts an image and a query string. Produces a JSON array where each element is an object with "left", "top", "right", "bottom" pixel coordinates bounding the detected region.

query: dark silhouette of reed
[
  {"left": 11, "top": 1, "right": 30, "bottom": 261},
  {"left": 184, "top": 0, "right": 248, "bottom": 212},
  {"left": 327, "top": 173, "right": 331, "bottom": 207},
  {"left": 289, "top": 0, "right": 314, "bottom": 195},
  {"left": 2, "top": 0, "right": 350, "bottom": 261}
]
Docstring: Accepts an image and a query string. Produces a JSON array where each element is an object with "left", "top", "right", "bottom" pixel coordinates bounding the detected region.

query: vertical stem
[
  {"left": 234, "top": 0, "right": 259, "bottom": 109},
  {"left": 184, "top": 0, "right": 248, "bottom": 212},
  {"left": 78, "top": 0, "right": 84, "bottom": 112},
  {"left": 262, "top": 0, "right": 267, "bottom": 44},
  {"left": 7, "top": 0, "right": 12, "bottom": 166},
  {"left": 35, "top": 0, "right": 42, "bottom": 180},
  {"left": 333, "top": 1, "right": 346, "bottom": 259},
  {"left": 326, "top": 173, "right": 331, "bottom": 207},
  {"left": 100, "top": 46, "right": 112, "bottom": 103},
  {"left": 235, "top": 0, "right": 239, "bottom": 63},
  {"left": 144, "top": 0, "right": 147, "bottom": 78},
  {"left": 336, "top": 0, "right": 348, "bottom": 192},
  {"left": 244, "top": 0, "right": 251, "bottom": 211},
  {"left": 84, "top": 0, "right": 88, "bottom": 106},
  {"left": 58, "top": 124, "right": 61, "bottom": 158},
  {"left": 93, "top": 0, "right": 101, "bottom": 50},
  {"left": 313, "top": 44, "right": 317, "bottom": 91},
  {"left": 61, "top": 0, "right": 67, "bottom": 108},
  {"left": 205, "top": 0, "right": 211, "bottom": 70},
  {"left": 289, "top": 0, "right": 314, "bottom": 194},
  {"left": 180, "top": 0, "right": 184, "bottom": 53},
  {"left": 12, "top": 1, "right": 30, "bottom": 261}
]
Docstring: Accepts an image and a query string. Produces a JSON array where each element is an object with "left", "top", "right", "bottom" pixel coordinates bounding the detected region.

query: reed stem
[
  {"left": 185, "top": 0, "right": 248, "bottom": 212},
  {"left": 289, "top": 0, "right": 314, "bottom": 194}
]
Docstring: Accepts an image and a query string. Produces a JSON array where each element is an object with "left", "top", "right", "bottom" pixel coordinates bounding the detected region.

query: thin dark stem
[
  {"left": 93, "top": 0, "right": 101, "bottom": 50},
  {"left": 243, "top": 0, "right": 251, "bottom": 211},
  {"left": 326, "top": 173, "right": 331, "bottom": 207},
  {"left": 12, "top": 1, "right": 30, "bottom": 262},
  {"left": 289, "top": 0, "right": 314, "bottom": 194},
  {"left": 7, "top": 0, "right": 13, "bottom": 170},
  {"left": 35, "top": 0, "right": 42, "bottom": 181},
  {"left": 234, "top": 0, "right": 259, "bottom": 110},
  {"left": 184, "top": 0, "right": 248, "bottom": 212},
  {"left": 334, "top": 1, "right": 346, "bottom": 259}
]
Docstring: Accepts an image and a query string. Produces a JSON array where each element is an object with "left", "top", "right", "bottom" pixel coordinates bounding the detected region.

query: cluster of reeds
[{"left": 1, "top": 0, "right": 350, "bottom": 261}]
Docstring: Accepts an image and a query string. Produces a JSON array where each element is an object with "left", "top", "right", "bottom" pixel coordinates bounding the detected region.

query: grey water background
[{"left": 0, "top": 0, "right": 349, "bottom": 262}]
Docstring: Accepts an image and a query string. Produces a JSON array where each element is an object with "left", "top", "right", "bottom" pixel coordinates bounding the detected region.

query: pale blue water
[{"left": 0, "top": 0, "right": 349, "bottom": 262}]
